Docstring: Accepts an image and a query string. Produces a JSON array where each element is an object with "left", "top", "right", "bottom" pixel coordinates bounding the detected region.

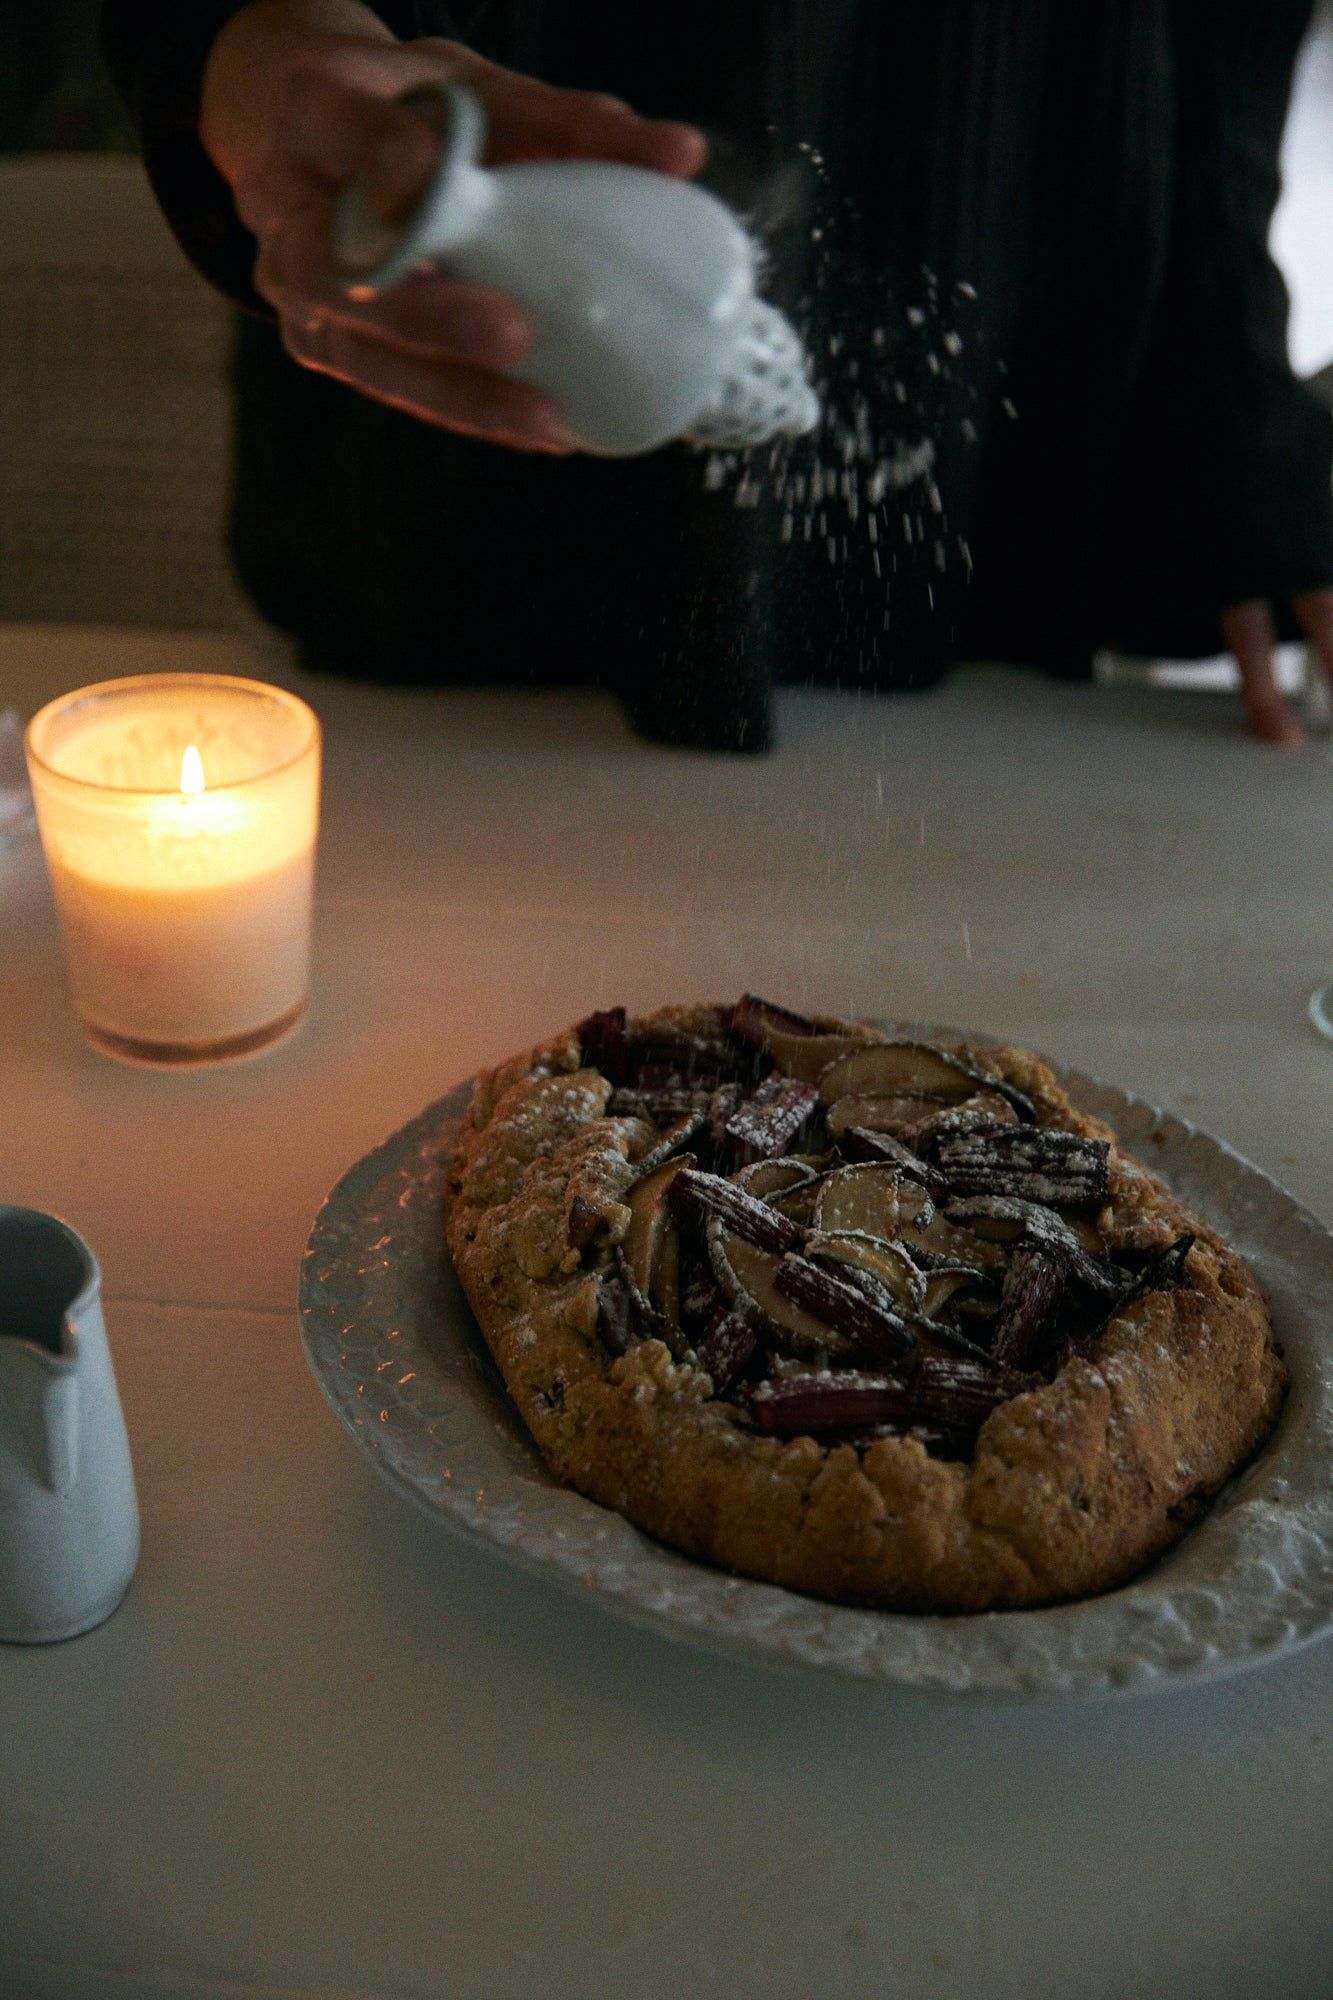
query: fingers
[
  {"left": 218, "top": 34, "right": 705, "bottom": 456},
  {"left": 232, "top": 69, "right": 442, "bottom": 241},
  {"left": 279, "top": 311, "right": 570, "bottom": 453},
  {"left": 1219, "top": 599, "right": 1304, "bottom": 747},
  {"left": 429, "top": 45, "right": 708, "bottom": 177},
  {"left": 242, "top": 47, "right": 705, "bottom": 353},
  {"left": 274, "top": 268, "right": 530, "bottom": 369},
  {"left": 257, "top": 200, "right": 531, "bottom": 369},
  {"left": 283, "top": 65, "right": 441, "bottom": 194},
  {"left": 492, "top": 93, "right": 708, "bottom": 177}
]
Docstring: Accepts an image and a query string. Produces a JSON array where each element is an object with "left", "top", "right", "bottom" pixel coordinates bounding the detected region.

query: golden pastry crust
[{"left": 443, "top": 1006, "right": 1286, "bottom": 1612}]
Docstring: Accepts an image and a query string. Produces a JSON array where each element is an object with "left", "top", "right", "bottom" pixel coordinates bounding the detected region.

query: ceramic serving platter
[{"left": 298, "top": 1030, "right": 1333, "bottom": 1698}]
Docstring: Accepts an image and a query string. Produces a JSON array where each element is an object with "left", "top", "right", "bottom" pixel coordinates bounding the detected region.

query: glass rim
[{"left": 24, "top": 673, "right": 320, "bottom": 797}]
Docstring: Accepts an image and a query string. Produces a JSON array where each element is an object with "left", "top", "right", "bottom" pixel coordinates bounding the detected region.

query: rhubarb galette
[{"left": 443, "top": 1000, "right": 1285, "bottom": 1612}]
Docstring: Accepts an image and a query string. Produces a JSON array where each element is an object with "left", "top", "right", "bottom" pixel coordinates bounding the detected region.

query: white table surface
[{"left": 1, "top": 624, "right": 1330, "bottom": 2000}]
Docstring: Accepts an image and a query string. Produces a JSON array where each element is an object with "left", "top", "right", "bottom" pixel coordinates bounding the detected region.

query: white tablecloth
[{"left": 1, "top": 625, "right": 1330, "bottom": 2000}]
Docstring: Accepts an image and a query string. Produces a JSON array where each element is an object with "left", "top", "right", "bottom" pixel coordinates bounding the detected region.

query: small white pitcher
[
  {"left": 0, "top": 1207, "right": 139, "bottom": 1642},
  {"left": 333, "top": 82, "right": 820, "bottom": 456}
]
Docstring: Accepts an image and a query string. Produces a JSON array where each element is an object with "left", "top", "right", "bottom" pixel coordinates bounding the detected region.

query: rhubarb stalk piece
[
  {"left": 577, "top": 1006, "right": 629, "bottom": 1086},
  {"left": 680, "top": 1261, "right": 726, "bottom": 1328},
  {"left": 630, "top": 1032, "right": 755, "bottom": 1082},
  {"left": 748, "top": 1355, "right": 1015, "bottom": 1439},
  {"left": 608, "top": 1084, "right": 706, "bottom": 1126},
  {"left": 909, "top": 1356, "right": 1016, "bottom": 1430},
  {"left": 990, "top": 1245, "right": 1068, "bottom": 1369},
  {"left": 723, "top": 1074, "right": 819, "bottom": 1168},
  {"left": 935, "top": 1127, "right": 1111, "bottom": 1211},
  {"left": 944, "top": 1197, "right": 1121, "bottom": 1296},
  {"left": 706, "top": 1083, "right": 746, "bottom": 1153},
  {"left": 696, "top": 1311, "right": 758, "bottom": 1392},
  {"left": 774, "top": 1254, "right": 916, "bottom": 1364},
  {"left": 904, "top": 1094, "right": 1019, "bottom": 1151},
  {"left": 751, "top": 1372, "right": 912, "bottom": 1435},
  {"left": 669, "top": 1169, "right": 804, "bottom": 1254}
]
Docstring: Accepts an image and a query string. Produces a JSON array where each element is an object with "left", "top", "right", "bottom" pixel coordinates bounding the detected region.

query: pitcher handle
[{"left": 37, "top": 1338, "right": 80, "bottom": 1494}]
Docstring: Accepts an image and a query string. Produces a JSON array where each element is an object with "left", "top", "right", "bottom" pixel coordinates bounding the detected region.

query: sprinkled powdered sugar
[{"left": 695, "top": 149, "right": 995, "bottom": 636}]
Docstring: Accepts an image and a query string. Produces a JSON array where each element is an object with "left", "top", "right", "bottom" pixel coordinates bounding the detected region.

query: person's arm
[
  {"left": 1167, "top": 0, "right": 1333, "bottom": 741},
  {"left": 101, "top": 0, "right": 706, "bottom": 452}
]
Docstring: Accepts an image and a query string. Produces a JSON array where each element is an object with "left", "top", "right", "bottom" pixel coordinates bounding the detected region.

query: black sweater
[{"left": 103, "top": 0, "right": 1333, "bottom": 750}]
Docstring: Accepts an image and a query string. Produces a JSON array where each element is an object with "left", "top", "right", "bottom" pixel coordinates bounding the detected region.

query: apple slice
[
  {"left": 812, "top": 1163, "right": 933, "bottom": 1239},
  {"left": 824, "top": 1091, "right": 946, "bottom": 1139},
  {"left": 819, "top": 1040, "right": 1036, "bottom": 1122},
  {"left": 619, "top": 1153, "right": 695, "bottom": 1325},
  {"left": 766, "top": 1029, "right": 883, "bottom": 1085},
  {"left": 839, "top": 1124, "right": 954, "bottom": 1201},
  {"left": 897, "top": 1207, "right": 1007, "bottom": 1274},
  {"left": 805, "top": 1231, "right": 925, "bottom": 1312},
  {"left": 708, "top": 1225, "right": 858, "bottom": 1361},
  {"left": 736, "top": 1158, "right": 818, "bottom": 1201},
  {"left": 818, "top": 1040, "right": 980, "bottom": 1106},
  {"left": 921, "top": 1264, "right": 987, "bottom": 1320},
  {"left": 727, "top": 994, "right": 821, "bottom": 1047}
]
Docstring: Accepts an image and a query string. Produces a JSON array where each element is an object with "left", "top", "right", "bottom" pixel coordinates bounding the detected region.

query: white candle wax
[{"left": 26, "top": 675, "right": 320, "bottom": 1063}]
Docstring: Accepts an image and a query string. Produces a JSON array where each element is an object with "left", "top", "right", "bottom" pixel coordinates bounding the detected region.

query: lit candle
[{"left": 25, "top": 674, "right": 320, "bottom": 1064}]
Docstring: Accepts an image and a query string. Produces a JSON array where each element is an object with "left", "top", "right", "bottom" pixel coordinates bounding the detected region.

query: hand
[
  {"left": 200, "top": 0, "right": 707, "bottom": 451},
  {"left": 1219, "top": 590, "right": 1333, "bottom": 746}
]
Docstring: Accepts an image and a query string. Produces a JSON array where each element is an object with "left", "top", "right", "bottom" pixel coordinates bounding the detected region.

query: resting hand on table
[
  {"left": 1220, "top": 590, "right": 1333, "bottom": 747},
  {"left": 200, "top": 0, "right": 707, "bottom": 452}
]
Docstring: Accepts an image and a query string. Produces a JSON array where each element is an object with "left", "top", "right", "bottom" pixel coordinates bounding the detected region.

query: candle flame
[{"left": 180, "top": 744, "right": 205, "bottom": 796}]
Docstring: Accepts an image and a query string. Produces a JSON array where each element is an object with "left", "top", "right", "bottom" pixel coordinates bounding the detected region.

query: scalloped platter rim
[{"left": 298, "top": 1026, "right": 1333, "bottom": 1698}]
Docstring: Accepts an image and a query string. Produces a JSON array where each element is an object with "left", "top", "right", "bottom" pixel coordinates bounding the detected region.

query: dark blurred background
[
  {"left": 0, "top": 0, "right": 133, "bottom": 152},
  {"left": 0, "top": 0, "right": 1327, "bottom": 649}
]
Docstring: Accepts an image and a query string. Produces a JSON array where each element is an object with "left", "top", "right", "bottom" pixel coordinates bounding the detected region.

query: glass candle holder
[{"left": 25, "top": 675, "right": 320, "bottom": 1066}]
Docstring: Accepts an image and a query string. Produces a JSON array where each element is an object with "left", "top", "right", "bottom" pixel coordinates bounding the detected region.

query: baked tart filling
[
  {"left": 444, "top": 998, "right": 1286, "bottom": 1611},
  {"left": 582, "top": 997, "right": 1197, "bottom": 1460}
]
